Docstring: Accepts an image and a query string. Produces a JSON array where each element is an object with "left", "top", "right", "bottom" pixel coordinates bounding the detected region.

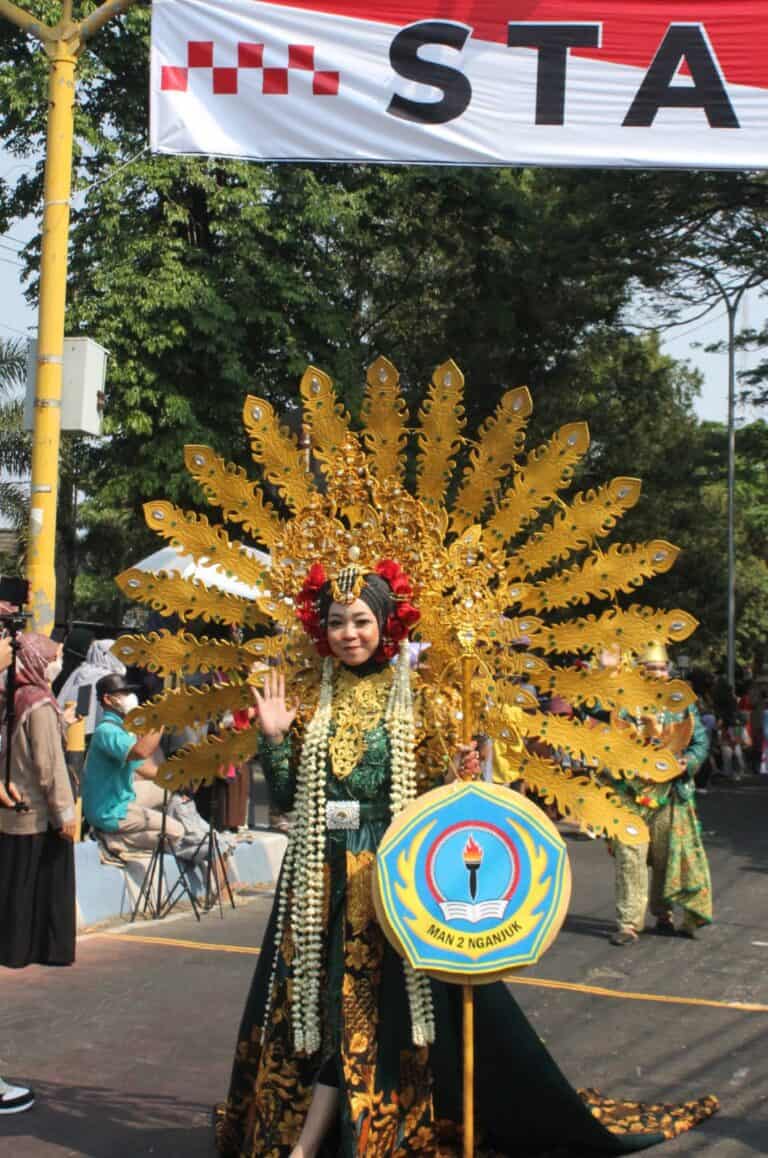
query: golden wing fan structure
[{"left": 113, "top": 356, "right": 699, "bottom": 848}]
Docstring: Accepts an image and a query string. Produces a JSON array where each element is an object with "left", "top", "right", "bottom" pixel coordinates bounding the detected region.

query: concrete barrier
[{"left": 75, "top": 830, "right": 287, "bottom": 930}]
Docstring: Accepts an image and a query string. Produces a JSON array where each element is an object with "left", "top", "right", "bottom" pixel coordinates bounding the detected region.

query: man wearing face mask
[{"left": 82, "top": 674, "right": 181, "bottom": 855}]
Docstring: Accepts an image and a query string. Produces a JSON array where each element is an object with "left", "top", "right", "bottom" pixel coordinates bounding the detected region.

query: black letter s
[{"left": 387, "top": 22, "right": 472, "bottom": 125}]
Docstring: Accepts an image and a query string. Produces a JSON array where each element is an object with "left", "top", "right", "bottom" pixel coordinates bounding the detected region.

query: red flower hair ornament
[{"left": 295, "top": 558, "right": 420, "bottom": 661}]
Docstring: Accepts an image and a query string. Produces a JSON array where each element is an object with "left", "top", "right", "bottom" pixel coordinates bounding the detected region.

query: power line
[{"left": 74, "top": 143, "right": 149, "bottom": 197}]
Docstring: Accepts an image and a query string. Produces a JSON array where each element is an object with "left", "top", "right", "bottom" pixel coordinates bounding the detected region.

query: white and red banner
[{"left": 150, "top": 0, "right": 768, "bottom": 168}]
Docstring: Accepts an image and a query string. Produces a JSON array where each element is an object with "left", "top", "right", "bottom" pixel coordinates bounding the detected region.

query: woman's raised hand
[{"left": 251, "top": 667, "right": 297, "bottom": 742}]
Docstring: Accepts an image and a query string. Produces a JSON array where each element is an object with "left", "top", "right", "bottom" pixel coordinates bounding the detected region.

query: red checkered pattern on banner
[{"left": 160, "top": 40, "right": 339, "bottom": 96}]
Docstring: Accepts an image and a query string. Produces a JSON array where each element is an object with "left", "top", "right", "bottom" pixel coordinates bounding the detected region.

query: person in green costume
[
  {"left": 215, "top": 567, "right": 717, "bottom": 1157},
  {"left": 607, "top": 644, "right": 713, "bottom": 947}
]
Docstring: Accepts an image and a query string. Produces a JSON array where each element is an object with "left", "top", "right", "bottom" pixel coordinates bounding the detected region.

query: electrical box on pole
[{"left": 24, "top": 337, "right": 107, "bottom": 436}]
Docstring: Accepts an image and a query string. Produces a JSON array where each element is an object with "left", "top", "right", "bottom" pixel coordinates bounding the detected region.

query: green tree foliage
[
  {"left": 0, "top": 337, "right": 29, "bottom": 548},
  {"left": 1, "top": 3, "right": 766, "bottom": 654}
]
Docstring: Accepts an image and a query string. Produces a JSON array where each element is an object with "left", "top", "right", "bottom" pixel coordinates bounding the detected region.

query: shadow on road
[
  {"left": 1, "top": 1079, "right": 213, "bottom": 1158},
  {"left": 561, "top": 913, "right": 615, "bottom": 940}
]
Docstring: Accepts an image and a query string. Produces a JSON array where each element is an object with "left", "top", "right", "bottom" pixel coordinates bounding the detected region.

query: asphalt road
[{"left": 2, "top": 780, "right": 767, "bottom": 1157}]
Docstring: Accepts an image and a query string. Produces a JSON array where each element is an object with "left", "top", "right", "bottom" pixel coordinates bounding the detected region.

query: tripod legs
[
  {"left": 131, "top": 833, "right": 201, "bottom": 923},
  {"left": 197, "top": 825, "right": 237, "bottom": 916}
]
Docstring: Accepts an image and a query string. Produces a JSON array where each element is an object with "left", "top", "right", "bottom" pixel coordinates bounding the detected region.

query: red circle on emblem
[{"left": 424, "top": 820, "right": 520, "bottom": 905}]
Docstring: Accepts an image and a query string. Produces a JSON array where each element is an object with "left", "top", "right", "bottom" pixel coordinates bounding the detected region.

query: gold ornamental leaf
[
  {"left": 299, "top": 366, "right": 356, "bottom": 476},
  {"left": 184, "top": 445, "right": 284, "bottom": 549},
  {"left": 485, "top": 422, "right": 591, "bottom": 547},
  {"left": 515, "top": 708, "right": 681, "bottom": 783},
  {"left": 155, "top": 726, "right": 261, "bottom": 792},
  {"left": 527, "top": 541, "right": 680, "bottom": 612},
  {"left": 115, "top": 568, "right": 267, "bottom": 628},
  {"left": 489, "top": 575, "right": 536, "bottom": 614},
  {"left": 507, "top": 477, "right": 642, "bottom": 579},
  {"left": 540, "top": 666, "right": 696, "bottom": 715},
  {"left": 488, "top": 651, "right": 551, "bottom": 683},
  {"left": 242, "top": 395, "right": 315, "bottom": 512},
  {"left": 111, "top": 631, "right": 259, "bottom": 677},
  {"left": 497, "top": 614, "right": 544, "bottom": 645},
  {"left": 537, "top": 605, "right": 699, "bottom": 655},
  {"left": 125, "top": 682, "right": 254, "bottom": 735},
  {"left": 514, "top": 753, "right": 649, "bottom": 846},
  {"left": 415, "top": 359, "right": 466, "bottom": 509},
  {"left": 360, "top": 356, "right": 408, "bottom": 483},
  {"left": 143, "top": 502, "right": 269, "bottom": 592},
  {"left": 450, "top": 386, "right": 533, "bottom": 534}
]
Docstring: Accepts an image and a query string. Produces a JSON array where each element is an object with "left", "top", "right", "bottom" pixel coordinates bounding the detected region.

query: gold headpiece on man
[
  {"left": 640, "top": 641, "right": 670, "bottom": 664},
  {"left": 112, "top": 357, "right": 700, "bottom": 845}
]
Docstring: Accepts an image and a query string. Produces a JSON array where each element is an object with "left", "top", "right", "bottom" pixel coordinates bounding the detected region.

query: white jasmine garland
[
  {"left": 386, "top": 642, "right": 435, "bottom": 1046},
  {"left": 263, "top": 640, "right": 435, "bottom": 1053}
]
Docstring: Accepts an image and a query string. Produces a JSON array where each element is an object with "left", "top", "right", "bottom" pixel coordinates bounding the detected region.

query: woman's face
[{"left": 326, "top": 599, "right": 380, "bottom": 665}]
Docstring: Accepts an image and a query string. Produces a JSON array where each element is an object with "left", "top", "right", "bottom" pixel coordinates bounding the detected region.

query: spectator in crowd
[
  {"left": 758, "top": 688, "right": 768, "bottom": 776},
  {"left": 713, "top": 677, "right": 747, "bottom": 781},
  {"left": 0, "top": 633, "right": 77, "bottom": 971},
  {"left": 689, "top": 667, "right": 717, "bottom": 793},
  {"left": 0, "top": 785, "right": 34, "bottom": 1112},
  {"left": 52, "top": 625, "right": 95, "bottom": 698},
  {"left": 82, "top": 673, "right": 182, "bottom": 854},
  {"left": 56, "top": 637, "right": 126, "bottom": 736},
  {"left": 0, "top": 630, "right": 35, "bottom": 1114}
]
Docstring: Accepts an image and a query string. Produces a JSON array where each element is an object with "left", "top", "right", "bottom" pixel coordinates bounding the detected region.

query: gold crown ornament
[
  {"left": 113, "top": 356, "right": 699, "bottom": 845},
  {"left": 639, "top": 641, "right": 670, "bottom": 664}
]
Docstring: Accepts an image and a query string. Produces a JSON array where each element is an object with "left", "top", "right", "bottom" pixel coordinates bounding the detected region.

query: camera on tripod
[{"left": 0, "top": 576, "right": 31, "bottom": 611}]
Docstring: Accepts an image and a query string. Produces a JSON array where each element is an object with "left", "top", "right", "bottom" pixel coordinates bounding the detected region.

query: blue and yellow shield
[{"left": 375, "top": 782, "right": 571, "bottom": 983}]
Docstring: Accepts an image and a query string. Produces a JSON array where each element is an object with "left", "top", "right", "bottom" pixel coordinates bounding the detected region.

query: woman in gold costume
[
  {"left": 110, "top": 358, "right": 718, "bottom": 1157},
  {"left": 214, "top": 561, "right": 716, "bottom": 1158}
]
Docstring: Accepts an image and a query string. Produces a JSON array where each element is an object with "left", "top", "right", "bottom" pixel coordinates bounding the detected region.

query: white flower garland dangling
[
  {"left": 290, "top": 656, "right": 333, "bottom": 1055},
  {"left": 261, "top": 657, "right": 333, "bottom": 1054},
  {"left": 386, "top": 642, "right": 436, "bottom": 1047},
  {"left": 263, "top": 642, "right": 435, "bottom": 1054}
]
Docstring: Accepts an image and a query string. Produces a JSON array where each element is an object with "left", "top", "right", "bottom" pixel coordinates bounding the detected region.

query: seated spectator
[{"left": 82, "top": 674, "right": 183, "bottom": 855}]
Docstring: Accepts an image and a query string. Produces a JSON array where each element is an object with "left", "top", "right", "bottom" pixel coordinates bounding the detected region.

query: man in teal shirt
[{"left": 83, "top": 674, "right": 180, "bottom": 852}]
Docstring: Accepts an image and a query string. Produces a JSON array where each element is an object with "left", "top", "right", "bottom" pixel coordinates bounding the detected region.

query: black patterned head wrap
[{"left": 317, "top": 572, "right": 395, "bottom": 635}]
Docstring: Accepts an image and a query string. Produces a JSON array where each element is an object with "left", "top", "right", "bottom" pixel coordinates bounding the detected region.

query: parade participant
[
  {"left": 111, "top": 359, "right": 718, "bottom": 1154},
  {"left": 0, "top": 634, "right": 77, "bottom": 969},
  {"left": 215, "top": 567, "right": 716, "bottom": 1157},
  {"left": 609, "top": 644, "right": 712, "bottom": 946}
]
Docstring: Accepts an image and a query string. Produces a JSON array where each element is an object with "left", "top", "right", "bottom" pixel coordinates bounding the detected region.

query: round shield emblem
[{"left": 374, "top": 781, "right": 571, "bottom": 983}]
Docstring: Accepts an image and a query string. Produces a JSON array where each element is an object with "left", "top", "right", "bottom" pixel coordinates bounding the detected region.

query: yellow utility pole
[{"left": 0, "top": 0, "right": 137, "bottom": 632}]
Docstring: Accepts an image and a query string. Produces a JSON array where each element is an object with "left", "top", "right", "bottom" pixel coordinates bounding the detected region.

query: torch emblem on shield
[
  {"left": 426, "top": 820, "right": 519, "bottom": 925},
  {"left": 463, "top": 834, "right": 483, "bottom": 900}
]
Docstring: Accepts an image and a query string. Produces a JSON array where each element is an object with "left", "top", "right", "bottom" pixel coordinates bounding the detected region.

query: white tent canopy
[{"left": 133, "top": 544, "right": 270, "bottom": 602}]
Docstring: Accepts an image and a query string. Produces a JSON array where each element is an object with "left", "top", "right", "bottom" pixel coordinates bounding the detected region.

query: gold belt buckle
[{"left": 325, "top": 801, "right": 360, "bottom": 830}]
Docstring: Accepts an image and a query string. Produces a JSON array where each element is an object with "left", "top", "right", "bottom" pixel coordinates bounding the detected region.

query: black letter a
[{"left": 623, "top": 25, "right": 739, "bottom": 128}]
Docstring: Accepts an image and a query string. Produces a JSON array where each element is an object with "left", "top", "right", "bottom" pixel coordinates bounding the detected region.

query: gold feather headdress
[{"left": 113, "top": 357, "right": 698, "bottom": 845}]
